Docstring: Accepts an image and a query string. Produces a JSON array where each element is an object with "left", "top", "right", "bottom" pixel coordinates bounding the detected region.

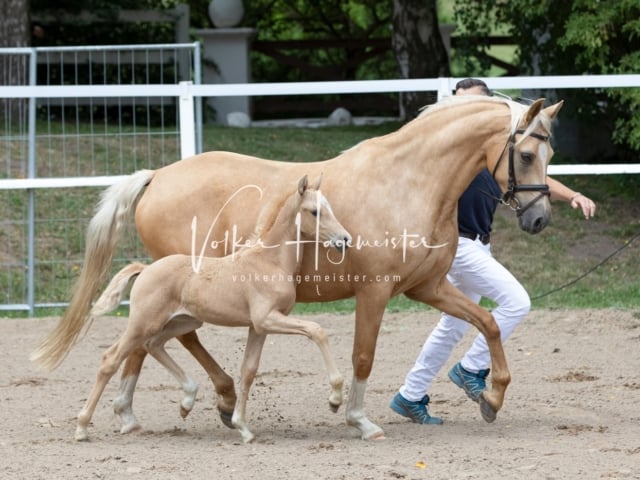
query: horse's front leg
[
  {"left": 177, "top": 330, "right": 237, "bottom": 428},
  {"left": 232, "top": 327, "right": 267, "bottom": 443},
  {"left": 346, "top": 287, "right": 390, "bottom": 440},
  {"left": 407, "top": 280, "right": 510, "bottom": 422}
]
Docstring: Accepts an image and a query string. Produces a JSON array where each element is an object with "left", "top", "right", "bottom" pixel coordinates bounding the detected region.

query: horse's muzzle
[
  {"left": 332, "top": 235, "right": 351, "bottom": 251},
  {"left": 519, "top": 212, "right": 550, "bottom": 234}
]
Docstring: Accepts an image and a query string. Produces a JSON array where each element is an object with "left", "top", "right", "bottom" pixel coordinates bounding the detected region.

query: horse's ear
[
  {"left": 523, "top": 98, "right": 546, "bottom": 125},
  {"left": 543, "top": 100, "right": 564, "bottom": 120},
  {"left": 312, "top": 173, "right": 323, "bottom": 190},
  {"left": 298, "top": 175, "right": 309, "bottom": 195}
]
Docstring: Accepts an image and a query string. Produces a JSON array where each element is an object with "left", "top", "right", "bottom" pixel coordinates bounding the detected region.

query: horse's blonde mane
[
  {"left": 340, "top": 95, "right": 553, "bottom": 156},
  {"left": 420, "top": 95, "right": 553, "bottom": 144}
]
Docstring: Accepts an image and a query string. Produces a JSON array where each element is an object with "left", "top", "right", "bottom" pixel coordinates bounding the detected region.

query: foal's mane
[{"left": 246, "top": 186, "right": 298, "bottom": 246}]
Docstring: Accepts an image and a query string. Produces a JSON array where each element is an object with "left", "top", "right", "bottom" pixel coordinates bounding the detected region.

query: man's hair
[{"left": 455, "top": 78, "right": 492, "bottom": 96}]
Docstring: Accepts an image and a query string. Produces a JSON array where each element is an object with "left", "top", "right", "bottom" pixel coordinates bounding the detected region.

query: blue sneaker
[
  {"left": 389, "top": 393, "right": 443, "bottom": 425},
  {"left": 448, "top": 362, "right": 490, "bottom": 403}
]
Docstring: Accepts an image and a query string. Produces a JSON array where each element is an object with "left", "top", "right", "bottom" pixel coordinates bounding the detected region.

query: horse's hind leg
[
  {"left": 113, "top": 331, "right": 237, "bottom": 431},
  {"left": 258, "top": 311, "right": 344, "bottom": 412},
  {"left": 76, "top": 334, "right": 143, "bottom": 441},
  {"left": 232, "top": 327, "right": 266, "bottom": 443},
  {"left": 113, "top": 347, "right": 147, "bottom": 433},
  {"left": 177, "top": 331, "right": 237, "bottom": 428}
]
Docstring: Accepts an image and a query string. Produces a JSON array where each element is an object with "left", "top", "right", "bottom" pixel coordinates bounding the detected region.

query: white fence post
[
  {"left": 437, "top": 77, "right": 454, "bottom": 100},
  {"left": 179, "top": 80, "right": 196, "bottom": 159}
]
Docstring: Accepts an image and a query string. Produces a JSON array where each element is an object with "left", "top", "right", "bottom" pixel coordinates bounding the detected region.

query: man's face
[{"left": 455, "top": 85, "right": 487, "bottom": 96}]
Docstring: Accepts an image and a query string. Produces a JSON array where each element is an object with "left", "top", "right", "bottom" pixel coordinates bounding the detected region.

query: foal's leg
[
  {"left": 144, "top": 317, "right": 204, "bottom": 419},
  {"left": 114, "top": 331, "right": 237, "bottom": 431},
  {"left": 257, "top": 310, "right": 344, "bottom": 412},
  {"left": 406, "top": 279, "right": 510, "bottom": 423},
  {"left": 232, "top": 327, "right": 267, "bottom": 443},
  {"left": 76, "top": 330, "right": 146, "bottom": 441}
]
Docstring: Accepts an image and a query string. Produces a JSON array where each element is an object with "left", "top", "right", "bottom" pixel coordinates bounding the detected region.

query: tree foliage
[
  {"left": 243, "top": 0, "right": 397, "bottom": 83},
  {"left": 30, "top": 0, "right": 181, "bottom": 46},
  {"left": 454, "top": 0, "right": 640, "bottom": 158},
  {"left": 392, "top": 0, "right": 449, "bottom": 118}
]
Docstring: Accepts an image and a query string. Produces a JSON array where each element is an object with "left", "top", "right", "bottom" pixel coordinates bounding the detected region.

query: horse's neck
[
  {"left": 346, "top": 103, "right": 510, "bottom": 206},
  {"left": 259, "top": 195, "right": 303, "bottom": 274}
]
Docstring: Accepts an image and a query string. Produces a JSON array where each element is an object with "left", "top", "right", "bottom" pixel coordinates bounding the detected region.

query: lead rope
[
  {"left": 531, "top": 228, "right": 640, "bottom": 300},
  {"left": 473, "top": 187, "right": 639, "bottom": 301}
]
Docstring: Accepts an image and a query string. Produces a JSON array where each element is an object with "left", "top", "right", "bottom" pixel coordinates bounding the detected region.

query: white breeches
[{"left": 400, "top": 237, "right": 530, "bottom": 401}]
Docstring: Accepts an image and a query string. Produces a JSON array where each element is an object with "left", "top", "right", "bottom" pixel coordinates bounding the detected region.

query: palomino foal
[{"left": 75, "top": 175, "right": 350, "bottom": 443}]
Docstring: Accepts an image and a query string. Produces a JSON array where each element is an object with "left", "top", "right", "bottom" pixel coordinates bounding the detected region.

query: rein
[{"left": 492, "top": 129, "right": 550, "bottom": 217}]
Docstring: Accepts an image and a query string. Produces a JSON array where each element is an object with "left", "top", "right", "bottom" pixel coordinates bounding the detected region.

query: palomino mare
[
  {"left": 73, "top": 175, "right": 351, "bottom": 443},
  {"left": 32, "top": 95, "right": 563, "bottom": 440}
]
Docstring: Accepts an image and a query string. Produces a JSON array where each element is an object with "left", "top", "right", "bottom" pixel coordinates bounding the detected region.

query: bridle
[{"left": 492, "top": 129, "right": 550, "bottom": 217}]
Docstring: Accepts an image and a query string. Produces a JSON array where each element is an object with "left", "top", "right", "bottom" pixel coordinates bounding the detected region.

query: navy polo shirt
[{"left": 457, "top": 169, "right": 502, "bottom": 237}]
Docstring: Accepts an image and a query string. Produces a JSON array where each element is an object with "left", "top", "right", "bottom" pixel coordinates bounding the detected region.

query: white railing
[{"left": 1, "top": 74, "right": 639, "bottom": 193}]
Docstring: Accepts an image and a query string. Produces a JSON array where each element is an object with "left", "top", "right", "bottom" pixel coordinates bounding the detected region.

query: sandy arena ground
[{"left": 1, "top": 309, "right": 639, "bottom": 480}]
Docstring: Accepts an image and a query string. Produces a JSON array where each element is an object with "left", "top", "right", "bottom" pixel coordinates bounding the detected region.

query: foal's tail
[
  {"left": 30, "top": 170, "right": 155, "bottom": 371},
  {"left": 91, "top": 262, "right": 146, "bottom": 316}
]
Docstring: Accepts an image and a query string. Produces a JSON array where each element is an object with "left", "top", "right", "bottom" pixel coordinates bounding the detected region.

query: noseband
[{"left": 492, "top": 129, "right": 550, "bottom": 217}]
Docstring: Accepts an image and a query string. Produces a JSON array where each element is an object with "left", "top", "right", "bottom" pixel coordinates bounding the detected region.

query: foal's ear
[
  {"left": 523, "top": 98, "right": 546, "bottom": 125},
  {"left": 312, "top": 173, "right": 323, "bottom": 190},
  {"left": 543, "top": 100, "right": 564, "bottom": 120},
  {"left": 298, "top": 175, "right": 309, "bottom": 195}
]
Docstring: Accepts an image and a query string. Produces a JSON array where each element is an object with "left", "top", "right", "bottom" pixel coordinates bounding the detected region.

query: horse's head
[
  {"left": 296, "top": 175, "right": 351, "bottom": 251},
  {"left": 492, "top": 98, "right": 563, "bottom": 234}
]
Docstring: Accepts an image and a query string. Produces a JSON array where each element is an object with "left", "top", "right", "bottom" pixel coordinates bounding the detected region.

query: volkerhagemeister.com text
[{"left": 231, "top": 273, "right": 401, "bottom": 284}]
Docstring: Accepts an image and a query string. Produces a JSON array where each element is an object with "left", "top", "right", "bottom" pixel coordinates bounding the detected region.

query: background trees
[
  {"left": 454, "top": 0, "right": 640, "bottom": 160},
  {"left": 5, "top": 0, "right": 639, "bottom": 158}
]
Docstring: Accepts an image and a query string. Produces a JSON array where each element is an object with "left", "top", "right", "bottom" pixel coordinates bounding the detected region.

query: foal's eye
[
  {"left": 311, "top": 209, "right": 318, "bottom": 217},
  {"left": 520, "top": 152, "right": 534, "bottom": 165}
]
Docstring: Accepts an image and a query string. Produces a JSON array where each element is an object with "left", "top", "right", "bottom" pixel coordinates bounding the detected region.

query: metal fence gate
[{"left": 0, "top": 43, "right": 201, "bottom": 313}]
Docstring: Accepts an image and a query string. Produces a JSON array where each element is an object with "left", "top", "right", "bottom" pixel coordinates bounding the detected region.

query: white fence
[
  {"left": 1, "top": 73, "right": 639, "bottom": 312},
  {"left": 3, "top": 74, "right": 640, "bottom": 190}
]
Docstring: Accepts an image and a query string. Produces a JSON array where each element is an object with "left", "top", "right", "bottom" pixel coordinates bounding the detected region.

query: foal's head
[{"left": 296, "top": 175, "right": 351, "bottom": 252}]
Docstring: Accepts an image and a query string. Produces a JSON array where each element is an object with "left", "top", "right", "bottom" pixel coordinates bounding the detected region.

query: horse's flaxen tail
[
  {"left": 30, "top": 169, "right": 155, "bottom": 371},
  {"left": 90, "top": 262, "right": 146, "bottom": 316}
]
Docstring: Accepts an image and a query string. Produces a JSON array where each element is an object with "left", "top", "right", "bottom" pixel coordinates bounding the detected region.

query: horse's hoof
[
  {"left": 329, "top": 401, "right": 340, "bottom": 413},
  {"left": 180, "top": 406, "right": 191, "bottom": 419},
  {"left": 478, "top": 394, "right": 497, "bottom": 423},
  {"left": 218, "top": 408, "right": 235, "bottom": 429},
  {"left": 364, "top": 431, "right": 386, "bottom": 441},
  {"left": 120, "top": 422, "right": 142, "bottom": 434},
  {"left": 74, "top": 427, "right": 90, "bottom": 442}
]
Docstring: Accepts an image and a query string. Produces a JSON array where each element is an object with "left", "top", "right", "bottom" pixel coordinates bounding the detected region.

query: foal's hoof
[
  {"left": 478, "top": 393, "right": 497, "bottom": 423},
  {"left": 218, "top": 407, "right": 236, "bottom": 429},
  {"left": 120, "top": 421, "right": 142, "bottom": 435},
  {"left": 329, "top": 401, "right": 341, "bottom": 413}
]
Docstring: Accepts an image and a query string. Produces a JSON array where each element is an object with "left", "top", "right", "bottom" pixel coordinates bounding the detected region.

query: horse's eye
[
  {"left": 521, "top": 152, "right": 534, "bottom": 165},
  {"left": 311, "top": 209, "right": 318, "bottom": 217}
]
